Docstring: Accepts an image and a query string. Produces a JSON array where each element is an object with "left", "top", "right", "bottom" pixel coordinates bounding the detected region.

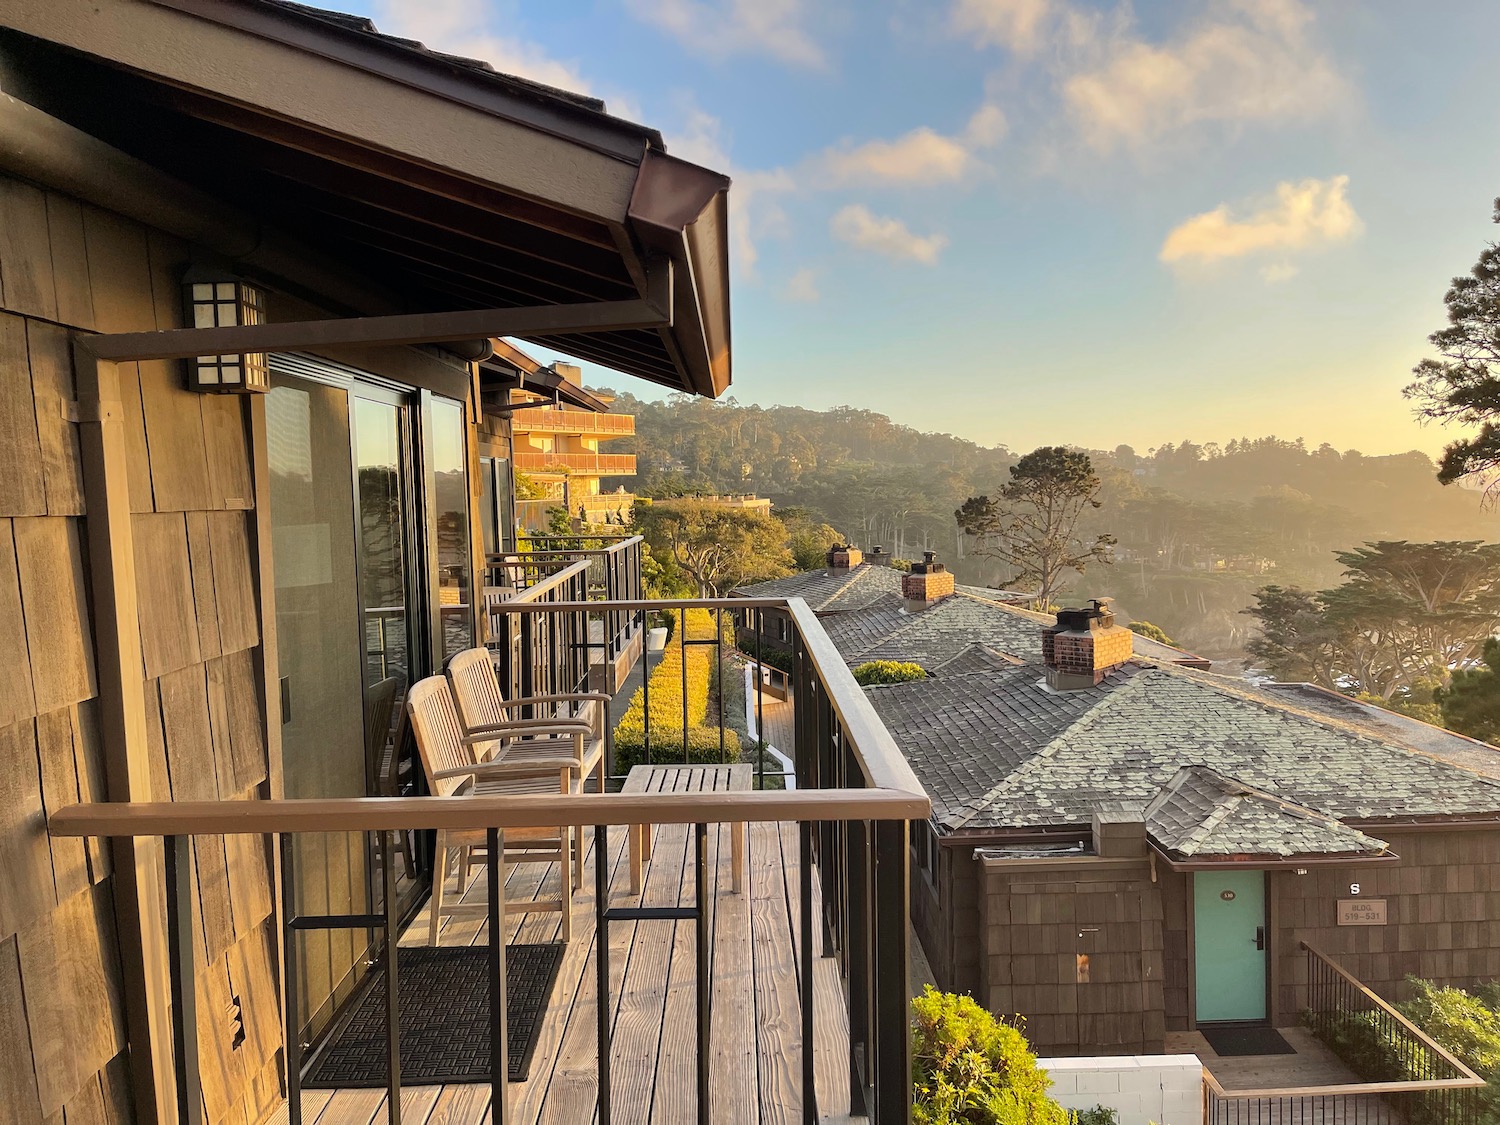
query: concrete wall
[{"left": 1039, "top": 1054, "right": 1203, "bottom": 1125}]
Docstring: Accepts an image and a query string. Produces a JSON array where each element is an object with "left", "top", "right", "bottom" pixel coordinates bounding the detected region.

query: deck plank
[{"left": 300, "top": 809, "right": 861, "bottom": 1125}]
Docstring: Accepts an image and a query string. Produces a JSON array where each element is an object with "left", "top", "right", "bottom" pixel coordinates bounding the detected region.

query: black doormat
[
  {"left": 303, "top": 944, "right": 565, "bottom": 1087},
  {"left": 1201, "top": 1024, "right": 1296, "bottom": 1057}
]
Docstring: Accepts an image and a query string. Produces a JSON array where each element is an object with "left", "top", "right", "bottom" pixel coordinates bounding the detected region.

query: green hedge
[
  {"left": 734, "top": 628, "right": 794, "bottom": 674},
  {"left": 853, "top": 660, "right": 926, "bottom": 686},
  {"left": 616, "top": 609, "right": 737, "bottom": 771}
]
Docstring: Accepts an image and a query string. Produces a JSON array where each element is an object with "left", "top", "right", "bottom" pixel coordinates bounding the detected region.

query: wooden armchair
[
  {"left": 405, "top": 675, "right": 577, "bottom": 945},
  {"left": 446, "top": 648, "right": 610, "bottom": 891}
]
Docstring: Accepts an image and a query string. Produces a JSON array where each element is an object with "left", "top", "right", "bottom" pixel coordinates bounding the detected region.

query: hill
[{"left": 599, "top": 393, "right": 1499, "bottom": 662}]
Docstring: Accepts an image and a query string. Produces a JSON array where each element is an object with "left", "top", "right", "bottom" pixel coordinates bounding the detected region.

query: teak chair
[
  {"left": 406, "top": 675, "right": 577, "bottom": 944},
  {"left": 367, "top": 675, "right": 416, "bottom": 879},
  {"left": 446, "top": 647, "right": 610, "bottom": 891}
]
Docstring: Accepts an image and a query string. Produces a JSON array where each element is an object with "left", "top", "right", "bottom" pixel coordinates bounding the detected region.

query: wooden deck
[{"left": 279, "top": 816, "right": 858, "bottom": 1125}]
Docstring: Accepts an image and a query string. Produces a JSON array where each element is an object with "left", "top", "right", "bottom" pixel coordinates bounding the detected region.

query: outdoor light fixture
[{"left": 183, "top": 270, "right": 269, "bottom": 393}]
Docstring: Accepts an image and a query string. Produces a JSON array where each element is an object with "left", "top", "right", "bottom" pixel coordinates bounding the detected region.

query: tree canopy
[
  {"left": 1405, "top": 198, "right": 1500, "bottom": 489},
  {"left": 1244, "top": 540, "right": 1500, "bottom": 700},
  {"left": 635, "top": 500, "right": 794, "bottom": 596},
  {"left": 955, "top": 446, "right": 1116, "bottom": 608}
]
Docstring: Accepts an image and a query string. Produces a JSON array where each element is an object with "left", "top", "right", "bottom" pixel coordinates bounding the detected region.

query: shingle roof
[
  {"left": 735, "top": 564, "right": 905, "bottom": 612},
  {"left": 872, "top": 657, "right": 1500, "bottom": 835},
  {"left": 1145, "top": 766, "right": 1390, "bottom": 859},
  {"left": 853, "top": 593, "right": 1048, "bottom": 665}
]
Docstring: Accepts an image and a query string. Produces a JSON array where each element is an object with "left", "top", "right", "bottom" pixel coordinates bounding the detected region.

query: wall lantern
[{"left": 183, "top": 270, "right": 269, "bottom": 393}]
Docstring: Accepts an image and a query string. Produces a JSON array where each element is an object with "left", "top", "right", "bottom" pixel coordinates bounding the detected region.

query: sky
[{"left": 351, "top": 0, "right": 1500, "bottom": 457}]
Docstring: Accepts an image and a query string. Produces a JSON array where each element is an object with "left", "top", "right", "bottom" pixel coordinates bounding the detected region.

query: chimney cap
[{"left": 911, "top": 550, "right": 946, "bottom": 575}]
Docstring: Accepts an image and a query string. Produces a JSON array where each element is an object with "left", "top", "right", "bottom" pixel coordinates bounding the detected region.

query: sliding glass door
[{"left": 267, "top": 358, "right": 473, "bottom": 1043}]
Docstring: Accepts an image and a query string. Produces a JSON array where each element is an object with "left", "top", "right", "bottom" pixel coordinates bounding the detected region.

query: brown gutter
[
  {"left": 627, "top": 150, "right": 732, "bottom": 398},
  {"left": 1149, "top": 843, "right": 1400, "bottom": 872}
]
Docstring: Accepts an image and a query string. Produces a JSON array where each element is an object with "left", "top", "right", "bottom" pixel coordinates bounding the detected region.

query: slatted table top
[{"left": 621, "top": 763, "right": 754, "bottom": 794}]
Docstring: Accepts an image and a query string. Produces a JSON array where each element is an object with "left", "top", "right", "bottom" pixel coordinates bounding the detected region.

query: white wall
[{"left": 1039, "top": 1055, "right": 1202, "bottom": 1125}]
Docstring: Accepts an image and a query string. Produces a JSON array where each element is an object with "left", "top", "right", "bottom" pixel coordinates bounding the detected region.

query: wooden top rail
[
  {"left": 1301, "top": 940, "right": 1483, "bottom": 1080},
  {"left": 49, "top": 786, "right": 930, "bottom": 838},
  {"left": 1203, "top": 1072, "right": 1486, "bottom": 1099},
  {"left": 500, "top": 557, "right": 592, "bottom": 603}
]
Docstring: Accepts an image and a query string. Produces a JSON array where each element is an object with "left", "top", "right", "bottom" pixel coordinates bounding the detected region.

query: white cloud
[
  {"left": 1260, "top": 262, "right": 1300, "bottom": 284},
  {"left": 952, "top": 0, "right": 1054, "bottom": 54},
  {"left": 813, "top": 104, "right": 1006, "bottom": 187},
  {"left": 783, "top": 268, "right": 821, "bottom": 302},
  {"left": 1060, "top": 0, "right": 1349, "bottom": 151},
  {"left": 830, "top": 205, "right": 949, "bottom": 264},
  {"left": 1160, "top": 175, "right": 1362, "bottom": 266},
  {"left": 626, "top": 0, "right": 824, "bottom": 68},
  {"left": 374, "top": 0, "right": 595, "bottom": 94}
]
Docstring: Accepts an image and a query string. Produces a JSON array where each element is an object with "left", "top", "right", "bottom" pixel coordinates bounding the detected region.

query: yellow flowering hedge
[{"left": 615, "top": 609, "right": 735, "bottom": 770}]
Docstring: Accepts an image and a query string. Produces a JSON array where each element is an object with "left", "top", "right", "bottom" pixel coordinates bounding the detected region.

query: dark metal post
[
  {"left": 280, "top": 832, "right": 302, "bottom": 1125},
  {"left": 487, "top": 828, "right": 509, "bottom": 1125},
  {"left": 799, "top": 821, "right": 817, "bottom": 1125},
  {"left": 845, "top": 818, "right": 872, "bottom": 1116},
  {"left": 595, "top": 823, "right": 612, "bottom": 1125},
  {"left": 165, "top": 836, "right": 204, "bottom": 1125},
  {"left": 680, "top": 611, "right": 689, "bottom": 759},
  {"left": 695, "top": 822, "right": 711, "bottom": 1125},
  {"left": 872, "top": 821, "right": 912, "bottom": 1125},
  {"left": 382, "top": 831, "right": 401, "bottom": 1125}
]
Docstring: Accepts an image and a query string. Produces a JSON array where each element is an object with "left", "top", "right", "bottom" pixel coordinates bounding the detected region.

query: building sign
[{"left": 1337, "top": 898, "right": 1388, "bottom": 926}]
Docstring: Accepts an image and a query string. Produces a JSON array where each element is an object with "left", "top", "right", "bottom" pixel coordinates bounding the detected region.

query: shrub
[
  {"left": 853, "top": 660, "right": 927, "bottom": 686},
  {"left": 1306, "top": 976, "right": 1500, "bottom": 1125},
  {"left": 734, "top": 628, "right": 794, "bottom": 674},
  {"left": 1068, "top": 1109, "right": 1118, "bottom": 1125},
  {"left": 1126, "top": 621, "right": 1174, "bottom": 646},
  {"left": 615, "top": 610, "right": 737, "bottom": 771},
  {"left": 912, "top": 987, "right": 1069, "bottom": 1125}
]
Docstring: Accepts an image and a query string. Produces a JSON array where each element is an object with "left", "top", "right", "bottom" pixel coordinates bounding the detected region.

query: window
[{"left": 478, "top": 456, "right": 515, "bottom": 556}]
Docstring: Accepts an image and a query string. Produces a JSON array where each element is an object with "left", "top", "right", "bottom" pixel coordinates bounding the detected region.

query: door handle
[{"left": 1254, "top": 926, "right": 1266, "bottom": 951}]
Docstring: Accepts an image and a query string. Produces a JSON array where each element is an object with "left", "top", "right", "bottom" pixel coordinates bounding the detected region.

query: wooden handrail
[
  {"left": 500, "top": 557, "right": 592, "bottom": 603},
  {"left": 1301, "top": 940, "right": 1483, "bottom": 1080},
  {"left": 49, "top": 787, "right": 929, "bottom": 838},
  {"left": 1204, "top": 1073, "right": 1485, "bottom": 1099}
]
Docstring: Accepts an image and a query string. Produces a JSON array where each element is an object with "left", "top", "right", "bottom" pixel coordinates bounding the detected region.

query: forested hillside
[{"left": 600, "top": 391, "right": 1500, "bottom": 663}]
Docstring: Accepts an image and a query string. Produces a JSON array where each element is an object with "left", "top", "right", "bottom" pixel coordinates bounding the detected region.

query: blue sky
[{"left": 357, "top": 0, "right": 1500, "bottom": 456}]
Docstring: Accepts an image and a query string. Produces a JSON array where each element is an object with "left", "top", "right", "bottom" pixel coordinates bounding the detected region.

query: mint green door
[{"left": 1194, "top": 871, "right": 1268, "bottom": 1023}]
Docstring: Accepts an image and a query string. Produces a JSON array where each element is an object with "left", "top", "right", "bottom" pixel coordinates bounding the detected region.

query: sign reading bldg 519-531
[{"left": 1337, "top": 899, "right": 1388, "bottom": 925}]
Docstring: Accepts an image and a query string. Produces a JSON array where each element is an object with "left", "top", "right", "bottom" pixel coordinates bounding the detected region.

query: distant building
[
  {"left": 508, "top": 358, "right": 637, "bottom": 528},
  {"left": 649, "top": 493, "right": 771, "bottom": 515}
]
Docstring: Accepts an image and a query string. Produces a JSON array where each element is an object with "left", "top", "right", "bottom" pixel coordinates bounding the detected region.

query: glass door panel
[
  {"left": 430, "top": 397, "right": 473, "bottom": 663},
  {"left": 267, "top": 378, "right": 369, "bottom": 1042}
]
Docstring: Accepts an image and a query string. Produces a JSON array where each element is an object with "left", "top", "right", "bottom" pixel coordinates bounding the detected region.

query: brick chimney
[
  {"left": 826, "top": 544, "right": 862, "bottom": 571},
  {"left": 868, "top": 545, "right": 889, "bottom": 567},
  {"left": 1042, "top": 598, "right": 1133, "bottom": 690},
  {"left": 902, "top": 550, "right": 955, "bottom": 611}
]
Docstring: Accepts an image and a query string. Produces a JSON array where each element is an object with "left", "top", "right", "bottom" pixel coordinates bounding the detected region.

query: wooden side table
[{"left": 621, "top": 763, "right": 751, "bottom": 894}]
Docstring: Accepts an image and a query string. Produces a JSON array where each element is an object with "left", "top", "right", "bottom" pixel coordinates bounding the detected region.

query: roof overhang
[
  {"left": 1148, "top": 842, "right": 1400, "bottom": 872},
  {"left": 0, "top": 0, "right": 731, "bottom": 395}
]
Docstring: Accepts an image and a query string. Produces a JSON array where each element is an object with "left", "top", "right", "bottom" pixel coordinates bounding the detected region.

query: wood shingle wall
[{"left": 0, "top": 173, "right": 281, "bottom": 1125}]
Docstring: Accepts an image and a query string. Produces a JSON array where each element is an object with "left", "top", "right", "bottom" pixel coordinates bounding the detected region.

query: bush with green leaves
[
  {"left": 853, "top": 660, "right": 927, "bottom": 686},
  {"left": 1067, "top": 1108, "right": 1118, "bottom": 1125},
  {"left": 912, "top": 987, "right": 1069, "bottom": 1125},
  {"left": 1307, "top": 976, "right": 1500, "bottom": 1125},
  {"left": 615, "top": 609, "right": 737, "bottom": 771}
]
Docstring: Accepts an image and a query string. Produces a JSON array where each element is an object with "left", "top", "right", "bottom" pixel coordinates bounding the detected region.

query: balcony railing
[
  {"left": 485, "top": 537, "right": 645, "bottom": 696},
  {"left": 50, "top": 595, "right": 928, "bottom": 1125},
  {"left": 1203, "top": 941, "right": 1486, "bottom": 1124},
  {"left": 510, "top": 407, "right": 636, "bottom": 436},
  {"left": 513, "top": 451, "right": 637, "bottom": 476}
]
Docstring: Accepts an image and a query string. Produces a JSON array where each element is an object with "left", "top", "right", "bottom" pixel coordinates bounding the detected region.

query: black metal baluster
[
  {"left": 166, "top": 836, "right": 204, "bottom": 1125},
  {"left": 382, "top": 830, "right": 401, "bottom": 1125},
  {"left": 487, "top": 828, "right": 508, "bottom": 1125},
  {"left": 280, "top": 832, "right": 302, "bottom": 1125},
  {"left": 680, "top": 610, "right": 689, "bottom": 760},
  {"left": 595, "top": 823, "right": 613, "bottom": 1125},
  {"left": 872, "top": 820, "right": 911, "bottom": 1125},
  {"left": 695, "top": 822, "right": 710, "bottom": 1125},
  {"left": 800, "top": 819, "right": 817, "bottom": 1125}
]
